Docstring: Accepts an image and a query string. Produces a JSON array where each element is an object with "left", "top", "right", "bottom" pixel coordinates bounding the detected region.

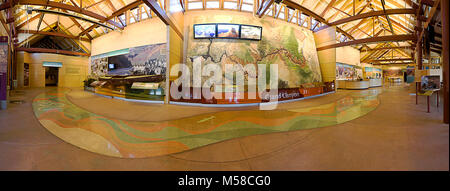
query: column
[{"left": 442, "top": 0, "right": 449, "bottom": 124}]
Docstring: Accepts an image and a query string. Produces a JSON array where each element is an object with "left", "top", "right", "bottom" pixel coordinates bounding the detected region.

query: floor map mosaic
[{"left": 33, "top": 88, "right": 381, "bottom": 158}]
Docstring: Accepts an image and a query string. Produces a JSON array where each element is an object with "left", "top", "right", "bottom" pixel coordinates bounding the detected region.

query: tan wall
[
  {"left": 16, "top": 51, "right": 89, "bottom": 88},
  {"left": 91, "top": 18, "right": 168, "bottom": 56},
  {"left": 314, "top": 27, "right": 336, "bottom": 82},
  {"left": 166, "top": 1, "right": 184, "bottom": 102},
  {"left": 168, "top": 0, "right": 184, "bottom": 35},
  {"left": 336, "top": 46, "right": 360, "bottom": 66}
]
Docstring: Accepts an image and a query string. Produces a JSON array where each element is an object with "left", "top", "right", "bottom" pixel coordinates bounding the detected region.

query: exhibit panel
[
  {"left": 15, "top": 52, "right": 89, "bottom": 88},
  {"left": 383, "top": 67, "right": 404, "bottom": 83},
  {"left": 364, "top": 67, "right": 383, "bottom": 87},
  {"left": 1, "top": 0, "right": 448, "bottom": 173},
  {"left": 170, "top": 10, "right": 331, "bottom": 105},
  {"left": 88, "top": 43, "right": 167, "bottom": 101},
  {"left": 87, "top": 18, "right": 169, "bottom": 101}
]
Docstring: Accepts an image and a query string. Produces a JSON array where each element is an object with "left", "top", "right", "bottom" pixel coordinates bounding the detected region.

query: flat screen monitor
[
  {"left": 240, "top": 25, "right": 262, "bottom": 40},
  {"left": 217, "top": 24, "right": 240, "bottom": 39},
  {"left": 193, "top": 24, "right": 217, "bottom": 39}
]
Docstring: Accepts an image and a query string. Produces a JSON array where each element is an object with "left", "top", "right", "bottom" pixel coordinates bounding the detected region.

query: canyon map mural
[{"left": 186, "top": 13, "right": 322, "bottom": 89}]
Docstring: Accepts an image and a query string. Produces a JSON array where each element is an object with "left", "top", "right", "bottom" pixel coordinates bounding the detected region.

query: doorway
[
  {"left": 24, "top": 63, "right": 29, "bottom": 87},
  {"left": 45, "top": 67, "right": 59, "bottom": 86}
]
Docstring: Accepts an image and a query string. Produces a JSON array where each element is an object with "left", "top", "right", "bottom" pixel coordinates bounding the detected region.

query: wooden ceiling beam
[
  {"left": 59, "top": 10, "right": 93, "bottom": 40},
  {"left": 329, "top": 9, "right": 415, "bottom": 26},
  {"left": 15, "top": 47, "right": 90, "bottom": 56},
  {"left": 320, "top": 0, "right": 337, "bottom": 17},
  {"left": 367, "top": 58, "right": 414, "bottom": 62},
  {"left": 317, "top": 34, "right": 415, "bottom": 51},
  {"left": 257, "top": 0, "right": 274, "bottom": 18},
  {"left": 16, "top": 0, "right": 123, "bottom": 29},
  {"left": 84, "top": 0, "right": 107, "bottom": 9},
  {"left": 17, "top": 29, "right": 91, "bottom": 42},
  {"left": 105, "top": 0, "right": 117, "bottom": 12},
  {"left": 78, "top": 24, "right": 97, "bottom": 37},
  {"left": 75, "top": 0, "right": 143, "bottom": 36},
  {"left": 143, "top": 0, "right": 183, "bottom": 39},
  {"left": 361, "top": 46, "right": 413, "bottom": 52},
  {"left": 107, "top": 0, "right": 143, "bottom": 20}
]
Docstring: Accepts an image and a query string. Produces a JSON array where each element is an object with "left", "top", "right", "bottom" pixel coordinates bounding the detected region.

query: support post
[
  {"left": 442, "top": 0, "right": 449, "bottom": 123},
  {"left": 416, "top": 16, "right": 423, "bottom": 70},
  {"left": 0, "top": 36, "right": 8, "bottom": 110}
]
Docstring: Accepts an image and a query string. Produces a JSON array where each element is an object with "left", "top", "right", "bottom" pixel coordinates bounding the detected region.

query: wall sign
[{"left": 43, "top": 61, "right": 62, "bottom": 67}]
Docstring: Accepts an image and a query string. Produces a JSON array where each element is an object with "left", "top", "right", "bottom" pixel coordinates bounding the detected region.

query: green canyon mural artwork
[{"left": 186, "top": 14, "right": 322, "bottom": 89}]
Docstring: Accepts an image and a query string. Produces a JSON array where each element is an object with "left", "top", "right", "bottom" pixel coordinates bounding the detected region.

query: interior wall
[
  {"left": 336, "top": 46, "right": 360, "bottom": 66},
  {"left": 314, "top": 26, "right": 336, "bottom": 83},
  {"left": 16, "top": 51, "right": 89, "bottom": 88},
  {"left": 184, "top": 10, "right": 323, "bottom": 89},
  {"left": 91, "top": 18, "right": 168, "bottom": 56}
]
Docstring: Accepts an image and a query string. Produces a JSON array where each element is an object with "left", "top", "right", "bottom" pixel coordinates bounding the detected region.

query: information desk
[
  {"left": 369, "top": 79, "right": 382, "bottom": 87},
  {"left": 336, "top": 80, "right": 370, "bottom": 90}
]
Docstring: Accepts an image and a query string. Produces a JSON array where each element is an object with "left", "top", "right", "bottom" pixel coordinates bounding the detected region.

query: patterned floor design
[{"left": 32, "top": 88, "right": 381, "bottom": 158}]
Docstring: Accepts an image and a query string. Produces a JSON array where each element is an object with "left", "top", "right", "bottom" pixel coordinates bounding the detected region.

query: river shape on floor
[{"left": 32, "top": 89, "right": 381, "bottom": 158}]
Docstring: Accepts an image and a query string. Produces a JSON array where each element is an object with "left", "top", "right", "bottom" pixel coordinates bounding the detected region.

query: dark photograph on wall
[
  {"left": 107, "top": 54, "right": 132, "bottom": 75},
  {"left": 421, "top": 75, "right": 441, "bottom": 90},
  {"left": 217, "top": 24, "right": 240, "bottom": 38},
  {"left": 240, "top": 25, "right": 262, "bottom": 40},
  {"left": 193, "top": 24, "right": 216, "bottom": 39}
]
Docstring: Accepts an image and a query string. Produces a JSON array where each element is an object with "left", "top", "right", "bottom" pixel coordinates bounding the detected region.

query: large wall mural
[
  {"left": 186, "top": 13, "right": 322, "bottom": 89},
  {"left": 90, "top": 57, "right": 108, "bottom": 77},
  {"left": 90, "top": 43, "right": 167, "bottom": 77}
]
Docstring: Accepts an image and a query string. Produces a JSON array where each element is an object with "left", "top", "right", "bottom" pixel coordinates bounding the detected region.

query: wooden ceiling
[{"left": 0, "top": 0, "right": 443, "bottom": 64}]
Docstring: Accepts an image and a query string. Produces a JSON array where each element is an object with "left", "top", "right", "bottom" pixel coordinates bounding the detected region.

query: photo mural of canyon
[
  {"left": 90, "top": 43, "right": 167, "bottom": 77},
  {"left": 186, "top": 13, "right": 322, "bottom": 89}
]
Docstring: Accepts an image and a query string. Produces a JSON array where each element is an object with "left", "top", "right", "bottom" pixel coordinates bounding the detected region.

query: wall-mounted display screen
[
  {"left": 107, "top": 54, "right": 132, "bottom": 75},
  {"left": 193, "top": 24, "right": 217, "bottom": 39},
  {"left": 217, "top": 24, "right": 240, "bottom": 38},
  {"left": 193, "top": 23, "right": 262, "bottom": 41},
  {"left": 240, "top": 25, "right": 262, "bottom": 40}
]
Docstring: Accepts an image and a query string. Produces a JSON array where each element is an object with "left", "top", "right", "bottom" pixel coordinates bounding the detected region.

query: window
[
  {"left": 188, "top": 1, "right": 203, "bottom": 9},
  {"left": 131, "top": 7, "right": 139, "bottom": 21},
  {"left": 241, "top": 3, "right": 253, "bottom": 12},
  {"left": 206, "top": 1, "right": 220, "bottom": 8},
  {"left": 291, "top": 17, "right": 297, "bottom": 24},
  {"left": 311, "top": 19, "right": 318, "bottom": 30},
  {"left": 224, "top": 1, "right": 238, "bottom": 9},
  {"left": 278, "top": 12, "right": 285, "bottom": 20},
  {"left": 118, "top": 13, "right": 126, "bottom": 26},
  {"left": 130, "top": 16, "right": 136, "bottom": 24}
]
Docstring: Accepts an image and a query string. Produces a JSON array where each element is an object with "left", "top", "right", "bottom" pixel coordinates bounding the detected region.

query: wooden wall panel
[
  {"left": 314, "top": 27, "right": 337, "bottom": 83},
  {"left": 16, "top": 51, "right": 89, "bottom": 88}
]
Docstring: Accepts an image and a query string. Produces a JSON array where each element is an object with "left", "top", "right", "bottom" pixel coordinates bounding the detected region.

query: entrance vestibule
[{"left": 45, "top": 67, "right": 59, "bottom": 87}]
